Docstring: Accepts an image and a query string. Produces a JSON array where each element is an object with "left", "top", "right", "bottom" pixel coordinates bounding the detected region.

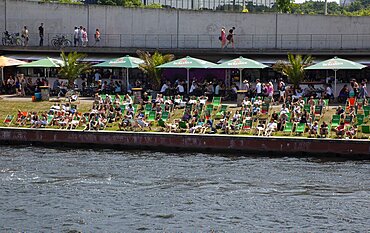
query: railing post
[
  {"left": 119, "top": 34, "right": 122, "bottom": 48},
  {"left": 144, "top": 34, "right": 147, "bottom": 48},
  {"left": 340, "top": 34, "right": 343, "bottom": 49},
  {"left": 310, "top": 34, "right": 313, "bottom": 49},
  {"left": 251, "top": 34, "right": 254, "bottom": 49},
  {"left": 197, "top": 34, "right": 199, "bottom": 48},
  {"left": 280, "top": 34, "right": 283, "bottom": 49}
]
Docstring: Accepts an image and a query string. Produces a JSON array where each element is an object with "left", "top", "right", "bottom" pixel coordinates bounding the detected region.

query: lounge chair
[
  {"left": 283, "top": 122, "right": 294, "bottom": 135},
  {"left": 3, "top": 115, "right": 14, "bottom": 126}
]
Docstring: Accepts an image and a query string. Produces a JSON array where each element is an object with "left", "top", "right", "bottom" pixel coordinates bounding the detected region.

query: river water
[{"left": 0, "top": 146, "right": 369, "bottom": 232}]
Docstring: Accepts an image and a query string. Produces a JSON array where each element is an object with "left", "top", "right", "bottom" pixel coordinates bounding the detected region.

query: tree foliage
[
  {"left": 276, "top": 0, "right": 294, "bottom": 13},
  {"left": 97, "top": 0, "right": 142, "bottom": 7},
  {"left": 136, "top": 50, "right": 174, "bottom": 90},
  {"left": 41, "top": 0, "right": 82, "bottom": 4},
  {"left": 273, "top": 53, "right": 313, "bottom": 89},
  {"left": 59, "top": 51, "right": 91, "bottom": 89}
]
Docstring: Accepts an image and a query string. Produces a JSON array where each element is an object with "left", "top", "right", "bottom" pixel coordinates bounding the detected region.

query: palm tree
[
  {"left": 137, "top": 50, "right": 174, "bottom": 90},
  {"left": 273, "top": 53, "right": 313, "bottom": 89},
  {"left": 59, "top": 51, "right": 91, "bottom": 89}
]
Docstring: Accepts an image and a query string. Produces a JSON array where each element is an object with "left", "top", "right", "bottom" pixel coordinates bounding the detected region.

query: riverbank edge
[{"left": 0, "top": 127, "right": 369, "bottom": 159}]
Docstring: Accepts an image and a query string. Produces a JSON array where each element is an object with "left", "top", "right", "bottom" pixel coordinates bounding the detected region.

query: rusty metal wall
[{"left": 0, "top": 128, "right": 369, "bottom": 158}]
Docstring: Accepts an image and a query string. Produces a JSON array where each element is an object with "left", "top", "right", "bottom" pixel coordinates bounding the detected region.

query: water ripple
[{"left": 0, "top": 146, "right": 369, "bottom": 232}]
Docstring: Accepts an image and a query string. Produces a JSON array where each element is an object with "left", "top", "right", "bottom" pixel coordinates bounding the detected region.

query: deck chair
[
  {"left": 3, "top": 115, "right": 14, "bottom": 126},
  {"left": 344, "top": 115, "right": 353, "bottom": 125},
  {"left": 346, "top": 97, "right": 356, "bottom": 108},
  {"left": 283, "top": 122, "right": 294, "bottom": 135},
  {"left": 303, "top": 104, "right": 311, "bottom": 113},
  {"left": 261, "top": 103, "right": 269, "bottom": 115},
  {"left": 331, "top": 115, "right": 341, "bottom": 128},
  {"left": 358, "top": 125, "right": 370, "bottom": 138},
  {"left": 215, "top": 105, "right": 228, "bottom": 119},
  {"left": 205, "top": 104, "right": 214, "bottom": 113},
  {"left": 147, "top": 111, "right": 156, "bottom": 122},
  {"left": 240, "top": 119, "right": 253, "bottom": 133},
  {"left": 355, "top": 114, "right": 365, "bottom": 126},
  {"left": 16, "top": 112, "right": 28, "bottom": 126},
  {"left": 178, "top": 121, "right": 189, "bottom": 133},
  {"left": 144, "top": 104, "right": 152, "bottom": 116},
  {"left": 314, "top": 106, "right": 323, "bottom": 119},
  {"left": 212, "top": 97, "right": 221, "bottom": 109},
  {"left": 295, "top": 123, "right": 306, "bottom": 135},
  {"left": 161, "top": 111, "right": 170, "bottom": 121}
]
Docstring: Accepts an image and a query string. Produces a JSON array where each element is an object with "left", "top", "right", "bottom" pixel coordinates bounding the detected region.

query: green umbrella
[
  {"left": 93, "top": 55, "right": 144, "bottom": 92},
  {"left": 217, "top": 56, "right": 268, "bottom": 88},
  {"left": 305, "top": 57, "right": 366, "bottom": 94},
  {"left": 18, "top": 57, "right": 64, "bottom": 78},
  {"left": 18, "top": 57, "right": 64, "bottom": 68},
  {"left": 157, "top": 56, "right": 216, "bottom": 93}
]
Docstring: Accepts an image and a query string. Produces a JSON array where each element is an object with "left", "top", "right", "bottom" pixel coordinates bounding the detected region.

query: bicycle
[
  {"left": 2, "top": 31, "right": 22, "bottom": 46},
  {"left": 51, "top": 35, "right": 72, "bottom": 48}
]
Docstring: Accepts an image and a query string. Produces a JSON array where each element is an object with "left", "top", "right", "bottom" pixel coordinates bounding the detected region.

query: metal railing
[{"left": 4, "top": 32, "right": 370, "bottom": 50}]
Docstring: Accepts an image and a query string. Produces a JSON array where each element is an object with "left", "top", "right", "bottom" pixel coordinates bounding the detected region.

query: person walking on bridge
[{"left": 38, "top": 23, "right": 44, "bottom": 46}]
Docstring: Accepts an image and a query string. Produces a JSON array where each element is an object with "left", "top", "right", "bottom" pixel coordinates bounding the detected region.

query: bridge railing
[{"left": 5, "top": 33, "right": 370, "bottom": 50}]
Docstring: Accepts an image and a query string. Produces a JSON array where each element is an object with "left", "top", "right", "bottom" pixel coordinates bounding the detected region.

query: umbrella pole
[
  {"left": 334, "top": 69, "right": 337, "bottom": 98},
  {"left": 239, "top": 68, "right": 242, "bottom": 89},
  {"left": 187, "top": 68, "right": 190, "bottom": 94},
  {"left": 126, "top": 68, "right": 129, "bottom": 93},
  {"left": 1, "top": 67, "right": 4, "bottom": 84}
]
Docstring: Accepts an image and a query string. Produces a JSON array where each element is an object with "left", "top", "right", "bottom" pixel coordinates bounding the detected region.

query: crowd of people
[
  {"left": 3, "top": 88, "right": 369, "bottom": 140},
  {"left": 4, "top": 24, "right": 101, "bottom": 47}
]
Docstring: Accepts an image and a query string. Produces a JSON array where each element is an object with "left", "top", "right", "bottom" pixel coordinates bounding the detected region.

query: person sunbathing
[
  {"left": 319, "top": 121, "right": 329, "bottom": 138},
  {"left": 308, "top": 121, "right": 319, "bottom": 137},
  {"left": 264, "top": 120, "right": 277, "bottom": 136}
]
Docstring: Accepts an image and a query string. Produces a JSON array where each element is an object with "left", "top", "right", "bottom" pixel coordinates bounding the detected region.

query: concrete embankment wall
[
  {"left": 0, "top": 127, "right": 369, "bottom": 159},
  {"left": 1, "top": 0, "right": 370, "bottom": 49}
]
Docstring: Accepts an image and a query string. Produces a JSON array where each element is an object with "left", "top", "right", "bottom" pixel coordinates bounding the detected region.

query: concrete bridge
[{"left": 1, "top": 0, "right": 370, "bottom": 54}]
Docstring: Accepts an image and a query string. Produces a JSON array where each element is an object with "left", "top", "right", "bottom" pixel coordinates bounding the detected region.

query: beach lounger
[
  {"left": 3, "top": 115, "right": 14, "bottom": 126},
  {"left": 295, "top": 123, "right": 306, "bottom": 135},
  {"left": 283, "top": 122, "right": 294, "bottom": 135}
]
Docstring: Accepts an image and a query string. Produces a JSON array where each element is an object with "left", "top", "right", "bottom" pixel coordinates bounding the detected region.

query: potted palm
[
  {"left": 59, "top": 51, "right": 91, "bottom": 90},
  {"left": 273, "top": 53, "right": 313, "bottom": 89},
  {"left": 136, "top": 50, "right": 174, "bottom": 93}
]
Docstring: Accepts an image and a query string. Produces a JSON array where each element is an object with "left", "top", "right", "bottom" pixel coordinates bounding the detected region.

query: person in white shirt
[
  {"left": 242, "top": 80, "right": 250, "bottom": 91},
  {"left": 177, "top": 81, "right": 185, "bottom": 95},
  {"left": 214, "top": 82, "right": 221, "bottom": 96},
  {"left": 94, "top": 71, "right": 101, "bottom": 84},
  {"left": 160, "top": 82, "right": 169, "bottom": 94},
  {"left": 255, "top": 79, "right": 262, "bottom": 96},
  {"left": 73, "top": 26, "right": 79, "bottom": 47},
  {"left": 189, "top": 81, "right": 197, "bottom": 95},
  {"left": 264, "top": 119, "right": 277, "bottom": 136}
]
